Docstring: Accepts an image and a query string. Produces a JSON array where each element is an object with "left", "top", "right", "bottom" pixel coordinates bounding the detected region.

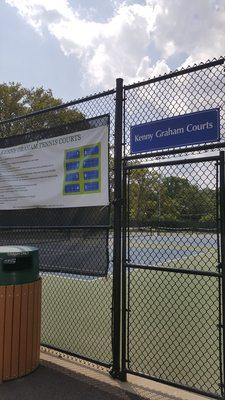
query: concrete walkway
[
  {"left": 0, "top": 365, "right": 141, "bottom": 400},
  {"left": 0, "top": 350, "right": 214, "bottom": 400},
  {"left": 40, "top": 350, "right": 213, "bottom": 400}
]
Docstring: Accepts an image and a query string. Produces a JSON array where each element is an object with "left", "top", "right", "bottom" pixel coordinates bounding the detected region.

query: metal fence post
[
  {"left": 121, "top": 161, "right": 128, "bottom": 381},
  {"left": 110, "top": 78, "right": 124, "bottom": 379},
  {"left": 219, "top": 151, "right": 225, "bottom": 398}
]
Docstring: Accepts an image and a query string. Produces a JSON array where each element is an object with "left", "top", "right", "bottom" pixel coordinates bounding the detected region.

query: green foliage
[
  {"left": 129, "top": 169, "right": 216, "bottom": 227},
  {"left": 200, "top": 214, "right": 215, "bottom": 223},
  {"left": 0, "top": 82, "right": 84, "bottom": 137}
]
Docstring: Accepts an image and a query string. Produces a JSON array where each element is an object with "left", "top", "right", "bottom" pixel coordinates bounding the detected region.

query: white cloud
[
  {"left": 5, "top": 0, "right": 225, "bottom": 90},
  {"left": 6, "top": 0, "right": 74, "bottom": 31},
  {"left": 153, "top": 0, "right": 225, "bottom": 64}
]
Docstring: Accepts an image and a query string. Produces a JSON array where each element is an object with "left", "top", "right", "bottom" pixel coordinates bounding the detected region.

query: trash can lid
[
  {"left": 0, "top": 246, "right": 38, "bottom": 256},
  {"left": 0, "top": 246, "right": 39, "bottom": 286}
]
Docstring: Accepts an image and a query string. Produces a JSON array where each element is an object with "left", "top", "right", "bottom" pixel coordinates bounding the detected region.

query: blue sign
[{"left": 130, "top": 109, "right": 220, "bottom": 154}]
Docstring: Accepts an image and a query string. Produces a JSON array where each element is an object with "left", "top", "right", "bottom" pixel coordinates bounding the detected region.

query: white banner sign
[{"left": 0, "top": 125, "right": 109, "bottom": 209}]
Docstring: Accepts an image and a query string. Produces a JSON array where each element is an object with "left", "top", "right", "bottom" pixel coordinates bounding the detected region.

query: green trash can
[
  {"left": 0, "top": 246, "right": 39, "bottom": 286},
  {"left": 0, "top": 246, "right": 41, "bottom": 382}
]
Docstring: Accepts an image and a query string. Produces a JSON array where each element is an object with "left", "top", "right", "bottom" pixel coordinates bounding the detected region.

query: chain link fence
[
  {"left": 0, "top": 89, "right": 116, "bottom": 366},
  {"left": 124, "top": 157, "right": 222, "bottom": 397},
  {"left": 123, "top": 58, "right": 225, "bottom": 399},
  {"left": 0, "top": 57, "right": 225, "bottom": 398},
  {"left": 124, "top": 58, "right": 225, "bottom": 159}
]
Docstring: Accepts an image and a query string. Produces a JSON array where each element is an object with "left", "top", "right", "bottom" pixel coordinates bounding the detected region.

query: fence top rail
[
  {"left": 123, "top": 57, "right": 225, "bottom": 90},
  {"left": 124, "top": 142, "right": 225, "bottom": 162},
  {"left": 125, "top": 153, "right": 221, "bottom": 170},
  {"left": 0, "top": 88, "right": 116, "bottom": 126}
]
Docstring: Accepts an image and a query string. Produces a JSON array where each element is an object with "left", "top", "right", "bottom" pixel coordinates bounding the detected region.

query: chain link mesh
[
  {"left": 127, "top": 161, "right": 218, "bottom": 272},
  {"left": 0, "top": 90, "right": 116, "bottom": 365},
  {"left": 123, "top": 60, "right": 225, "bottom": 398},
  {"left": 125, "top": 159, "right": 222, "bottom": 396},
  {"left": 128, "top": 269, "right": 220, "bottom": 394},
  {"left": 124, "top": 59, "right": 225, "bottom": 159}
]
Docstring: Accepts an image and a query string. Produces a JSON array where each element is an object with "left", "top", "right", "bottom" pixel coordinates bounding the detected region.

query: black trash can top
[{"left": 0, "top": 245, "right": 39, "bottom": 286}]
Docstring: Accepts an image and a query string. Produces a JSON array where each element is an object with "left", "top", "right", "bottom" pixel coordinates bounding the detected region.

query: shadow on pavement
[{"left": 0, "top": 365, "right": 142, "bottom": 400}]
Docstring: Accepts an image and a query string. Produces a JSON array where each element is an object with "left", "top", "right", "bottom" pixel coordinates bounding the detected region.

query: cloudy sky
[{"left": 1, "top": 0, "right": 225, "bottom": 101}]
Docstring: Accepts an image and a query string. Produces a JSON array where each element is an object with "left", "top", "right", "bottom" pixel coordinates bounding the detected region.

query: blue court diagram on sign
[
  {"left": 83, "top": 158, "right": 99, "bottom": 168},
  {"left": 84, "top": 170, "right": 99, "bottom": 180},
  {"left": 65, "top": 173, "right": 79, "bottom": 182},
  {"left": 84, "top": 182, "right": 99, "bottom": 191},
  {"left": 84, "top": 146, "right": 99, "bottom": 156},
  {"left": 66, "top": 149, "right": 80, "bottom": 159},
  {"left": 66, "top": 161, "right": 80, "bottom": 170},
  {"left": 64, "top": 184, "right": 80, "bottom": 193},
  {"left": 63, "top": 143, "right": 101, "bottom": 195}
]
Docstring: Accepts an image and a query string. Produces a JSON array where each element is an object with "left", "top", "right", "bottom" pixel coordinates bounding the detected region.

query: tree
[
  {"left": 129, "top": 168, "right": 161, "bottom": 226},
  {"left": 162, "top": 176, "right": 216, "bottom": 222},
  {"left": 128, "top": 171, "right": 216, "bottom": 227},
  {"left": 0, "top": 82, "right": 84, "bottom": 137}
]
